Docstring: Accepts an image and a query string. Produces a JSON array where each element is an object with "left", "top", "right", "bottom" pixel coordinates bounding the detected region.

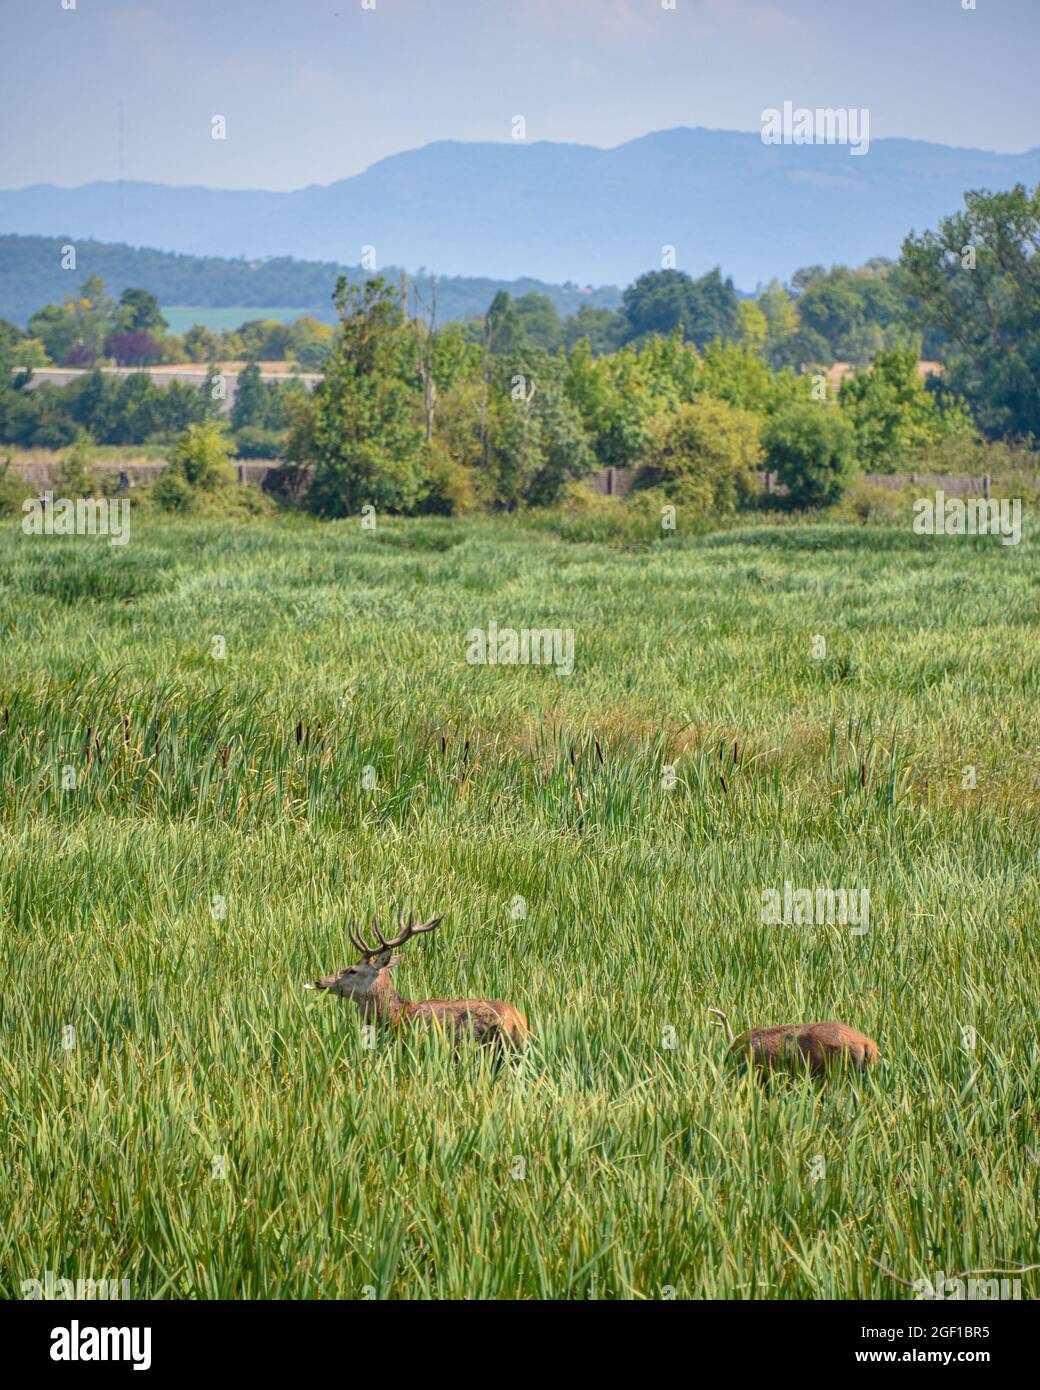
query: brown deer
[
  {"left": 708, "top": 1009, "right": 877, "bottom": 1077},
  {"left": 314, "top": 910, "right": 529, "bottom": 1050}
]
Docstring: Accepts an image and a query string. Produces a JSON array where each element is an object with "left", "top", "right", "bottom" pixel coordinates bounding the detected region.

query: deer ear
[{"left": 384, "top": 953, "right": 404, "bottom": 969}]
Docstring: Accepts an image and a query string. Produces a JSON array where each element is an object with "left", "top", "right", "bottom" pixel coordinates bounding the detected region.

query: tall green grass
[{"left": 0, "top": 512, "right": 1037, "bottom": 1299}]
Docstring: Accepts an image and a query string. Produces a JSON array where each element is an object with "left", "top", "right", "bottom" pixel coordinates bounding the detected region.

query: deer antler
[
  {"left": 707, "top": 1008, "right": 734, "bottom": 1047},
  {"left": 349, "top": 909, "right": 443, "bottom": 960}
]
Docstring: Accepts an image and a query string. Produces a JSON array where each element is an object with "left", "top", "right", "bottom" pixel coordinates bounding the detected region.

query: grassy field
[{"left": 1, "top": 509, "right": 1038, "bottom": 1299}]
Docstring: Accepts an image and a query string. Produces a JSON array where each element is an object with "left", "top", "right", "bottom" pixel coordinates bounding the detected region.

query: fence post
[{"left": 983, "top": 473, "right": 990, "bottom": 500}]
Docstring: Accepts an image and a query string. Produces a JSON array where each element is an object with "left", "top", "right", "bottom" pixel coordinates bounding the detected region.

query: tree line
[{"left": 2, "top": 182, "right": 1037, "bottom": 515}]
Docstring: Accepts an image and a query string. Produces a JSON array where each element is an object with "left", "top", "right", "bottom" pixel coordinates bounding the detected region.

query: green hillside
[{"left": 0, "top": 234, "right": 621, "bottom": 329}]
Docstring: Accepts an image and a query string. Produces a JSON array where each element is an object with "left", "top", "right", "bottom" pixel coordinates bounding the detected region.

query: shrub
[
  {"left": 55, "top": 432, "right": 98, "bottom": 496},
  {"left": 763, "top": 402, "right": 857, "bottom": 508},
  {"left": 233, "top": 425, "right": 287, "bottom": 460},
  {"left": 103, "top": 330, "right": 162, "bottom": 367},
  {"left": 417, "top": 438, "right": 479, "bottom": 515},
  {"left": 151, "top": 467, "right": 196, "bottom": 513},
  {"left": 0, "top": 454, "right": 30, "bottom": 515},
  {"left": 832, "top": 477, "right": 913, "bottom": 526},
  {"left": 634, "top": 397, "right": 763, "bottom": 513},
  {"left": 170, "top": 420, "right": 236, "bottom": 491},
  {"left": 838, "top": 345, "right": 974, "bottom": 470}
]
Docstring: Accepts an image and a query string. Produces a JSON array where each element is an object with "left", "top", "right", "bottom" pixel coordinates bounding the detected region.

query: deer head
[{"left": 314, "top": 909, "right": 443, "bottom": 1002}]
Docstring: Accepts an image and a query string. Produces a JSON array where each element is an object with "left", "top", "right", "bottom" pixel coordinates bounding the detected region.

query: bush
[
  {"left": 104, "top": 330, "right": 162, "bottom": 366},
  {"left": 634, "top": 397, "right": 763, "bottom": 513},
  {"left": 763, "top": 402, "right": 856, "bottom": 508},
  {"left": 151, "top": 467, "right": 196, "bottom": 513},
  {"left": 838, "top": 345, "right": 973, "bottom": 470},
  {"left": 417, "top": 438, "right": 479, "bottom": 515},
  {"left": 831, "top": 477, "right": 913, "bottom": 526},
  {"left": 233, "top": 425, "right": 287, "bottom": 460},
  {"left": 55, "top": 432, "right": 98, "bottom": 495},
  {"left": 170, "top": 420, "right": 236, "bottom": 491},
  {"left": 0, "top": 454, "right": 30, "bottom": 514}
]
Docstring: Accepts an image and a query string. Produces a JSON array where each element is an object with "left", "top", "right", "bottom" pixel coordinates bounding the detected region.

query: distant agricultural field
[
  {"left": 0, "top": 514, "right": 1037, "bottom": 1298},
  {"left": 161, "top": 305, "right": 321, "bottom": 334}
]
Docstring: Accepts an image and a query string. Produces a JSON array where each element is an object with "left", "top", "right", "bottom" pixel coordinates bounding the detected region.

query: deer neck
[{"left": 357, "top": 972, "right": 406, "bottom": 1028}]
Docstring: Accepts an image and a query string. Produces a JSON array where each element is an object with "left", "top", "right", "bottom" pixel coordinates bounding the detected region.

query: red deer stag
[
  {"left": 708, "top": 1009, "right": 877, "bottom": 1077},
  {"left": 314, "top": 910, "right": 529, "bottom": 1050}
]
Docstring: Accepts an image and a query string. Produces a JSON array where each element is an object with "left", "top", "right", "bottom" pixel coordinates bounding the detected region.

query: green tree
[
  {"left": 698, "top": 341, "right": 809, "bottom": 416},
  {"left": 63, "top": 368, "right": 119, "bottom": 442},
  {"left": 109, "top": 373, "right": 165, "bottom": 444},
  {"left": 115, "top": 287, "right": 167, "bottom": 336},
  {"left": 763, "top": 403, "right": 856, "bottom": 508},
  {"left": 489, "top": 358, "right": 594, "bottom": 507},
  {"left": 290, "top": 276, "right": 425, "bottom": 516},
  {"left": 183, "top": 323, "right": 223, "bottom": 363},
  {"left": 287, "top": 316, "right": 334, "bottom": 371},
  {"left": 839, "top": 345, "right": 974, "bottom": 469},
  {"left": 562, "top": 304, "right": 624, "bottom": 354},
  {"left": 634, "top": 397, "right": 763, "bottom": 513},
  {"left": 512, "top": 293, "right": 563, "bottom": 352},
  {"left": 622, "top": 268, "right": 739, "bottom": 348},
  {"left": 231, "top": 361, "right": 267, "bottom": 431},
  {"left": 238, "top": 319, "right": 292, "bottom": 361},
  {"left": 56, "top": 430, "right": 99, "bottom": 495},
  {"left": 0, "top": 323, "right": 35, "bottom": 443},
  {"left": 158, "top": 379, "right": 207, "bottom": 435},
  {"left": 737, "top": 300, "right": 768, "bottom": 356},
  {"left": 900, "top": 182, "right": 1040, "bottom": 437},
  {"left": 170, "top": 419, "right": 236, "bottom": 490},
  {"left": 484, "top": 291, "right": 529, "bottom": 357},
  {"left": 757, "top": 280, "right": 801, "bottom": 369},
  {"left": 564, "top": 338, "right": 660, "bottom": 467},
  {"left": 28, "top": 275, "right": 114, "bottom": 365},
  {"left": 789, "top": 261, "right": 914, "bottom": 365}
]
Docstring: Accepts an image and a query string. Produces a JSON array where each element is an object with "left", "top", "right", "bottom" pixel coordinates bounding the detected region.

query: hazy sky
[{"left": 1, "top": 0, "right": 1037, "bottom": 190}]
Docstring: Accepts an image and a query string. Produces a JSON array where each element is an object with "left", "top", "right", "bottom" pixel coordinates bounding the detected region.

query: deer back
[
  {"left": 731, "top": 1020, "right": 878, "bottom": 1074},
  {"left": 402, "top": 997, "right": 530, "bottom": 1048}
]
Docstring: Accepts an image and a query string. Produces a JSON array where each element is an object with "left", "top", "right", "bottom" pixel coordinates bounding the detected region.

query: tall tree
[
  {"left": 116, "top": 287, "right": 167, "bottom": 336},
  {"left": 289, "top": 276, "right": 425, "bottom": 516},
  {"left": 27, "top": 275, "right": 114, "bottom": 366},
  {"left": 900, "top": 182, "right": 1040, "bottom": 437},
  {"left": 231, "top": 360, "right": 268, "bottom": 431},
  {"left": 621, "top": 268, "right": 739, "bottom": 348},
  {"left": 839, "top": 344, "right": 974, "bottom": 469}
]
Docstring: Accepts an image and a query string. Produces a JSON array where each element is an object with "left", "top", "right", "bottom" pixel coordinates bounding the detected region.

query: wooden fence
[
  {"left": 5, "top": 458, "right": 995, "bottom": 501},
  {"left": 586, "top": 467, "right": 992, "bottom": 499}
]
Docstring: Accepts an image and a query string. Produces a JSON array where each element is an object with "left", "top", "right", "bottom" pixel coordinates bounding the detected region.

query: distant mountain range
[
  {"left": 2, "top": 127, "right": 1039, "bottom": 292},
  {"left": 0, "top": 234, "right": 621, "bottom": 330}
]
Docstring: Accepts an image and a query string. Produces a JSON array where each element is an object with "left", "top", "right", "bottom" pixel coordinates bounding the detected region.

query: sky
[{"left": 1, "top": 0, "right": 1038, "bottom": 191}]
